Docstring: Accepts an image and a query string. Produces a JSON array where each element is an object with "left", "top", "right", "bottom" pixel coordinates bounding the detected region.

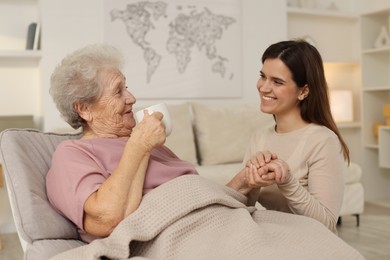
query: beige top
[{"left": 243, "top": 123, "right": 344, "bottom": 233}]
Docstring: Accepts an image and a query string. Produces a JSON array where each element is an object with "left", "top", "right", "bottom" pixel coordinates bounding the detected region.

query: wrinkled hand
[
  {"left": 131, "top": 110, "right": 167, "bottom": 152},
  {"left": 245, "top": 164, "right": 274, "bottom": 188},
  {"left": 246, "top": 151, "right": 278, "bottom": 168}
]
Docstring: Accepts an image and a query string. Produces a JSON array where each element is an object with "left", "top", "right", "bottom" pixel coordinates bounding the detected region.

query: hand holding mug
[{"left": 135, "top": 103, "right": 173, "bottom": 137}]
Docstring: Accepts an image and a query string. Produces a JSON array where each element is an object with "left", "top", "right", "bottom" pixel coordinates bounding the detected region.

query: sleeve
[
  {"left": 243, "top": 130, "right": 265, "bottom": 206},
  {"left": 46, "top": 142, "right": 108, "bottom": 231},
  {"left": 277, "top": 134, "right": 344, "bottom": 233}
]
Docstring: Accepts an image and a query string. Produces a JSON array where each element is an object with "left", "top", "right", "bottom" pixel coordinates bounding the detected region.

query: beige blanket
[{"left": 51, "top": 175, "right": 363, "bottom": 260}]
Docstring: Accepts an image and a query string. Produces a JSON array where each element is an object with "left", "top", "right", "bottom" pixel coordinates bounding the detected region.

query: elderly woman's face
[{"left": 88, "top": 68, "right": 136, "bottom": 137}]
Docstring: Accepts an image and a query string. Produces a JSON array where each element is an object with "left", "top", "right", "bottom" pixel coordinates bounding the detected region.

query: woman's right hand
[{"left": 131, "top": 110, "right": 167, "bottom": 152}]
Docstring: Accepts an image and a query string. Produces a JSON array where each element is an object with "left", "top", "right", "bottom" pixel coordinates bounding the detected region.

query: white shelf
[
  {"left": 337, "top": 122, "right": 361, "bottom": 129},
  {"left": 379, "top": 126, "right": 390, "bottom": 169},
  {"left": 0, "top": 50, "right": 41, "bottom": 60},
  {"left": 362, "top": 7, "right": 390, "bottom": 17},
  {"left": 364, "top": 144, "right": 379, "bottom": 150},
  {"left": 363, "top": 87, "right": 390, "bottom": 92},
  {"left": 287, "top": 7, "right": 358, "bottom": 20},
  {"left": 362, "top": 46, "right": 390, "bottom": 54}
]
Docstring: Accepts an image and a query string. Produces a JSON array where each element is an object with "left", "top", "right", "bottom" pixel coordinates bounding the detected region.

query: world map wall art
[{"left": 104, "top": 0, "right": 242, "bottom": 98}]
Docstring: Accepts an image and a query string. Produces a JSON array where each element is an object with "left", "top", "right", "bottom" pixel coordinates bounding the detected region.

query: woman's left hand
[{"left": 264, "top": 159, "right": 291, "bottom": 184}]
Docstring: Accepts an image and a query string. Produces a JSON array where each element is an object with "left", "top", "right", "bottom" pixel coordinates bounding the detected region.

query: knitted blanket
[{"left": 51, "top": 175, "right": 363, "bottom": 260}]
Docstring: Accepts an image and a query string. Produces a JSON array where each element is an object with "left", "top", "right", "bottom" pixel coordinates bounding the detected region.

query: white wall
[{"left": 40, "top": 0, "right": 287, "bottom": 132}]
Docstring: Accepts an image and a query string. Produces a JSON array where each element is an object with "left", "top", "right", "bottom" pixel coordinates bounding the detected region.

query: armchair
[{"left": 0, "top": 128, "right": 85, "bottom": 259}]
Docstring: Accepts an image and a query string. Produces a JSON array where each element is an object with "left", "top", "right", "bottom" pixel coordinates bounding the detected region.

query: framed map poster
[{"left": 103, "top": 0, "right": 242, "bottom": 98}]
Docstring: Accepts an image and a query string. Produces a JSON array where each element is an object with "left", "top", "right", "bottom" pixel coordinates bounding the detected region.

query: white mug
[{"left": 134, "top": 103, "right": 172, "bottom": 136}]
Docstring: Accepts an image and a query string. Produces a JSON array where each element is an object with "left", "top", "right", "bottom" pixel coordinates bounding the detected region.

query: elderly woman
[{"left": 46, "top": 44, "right": 270, "bottom": 243}]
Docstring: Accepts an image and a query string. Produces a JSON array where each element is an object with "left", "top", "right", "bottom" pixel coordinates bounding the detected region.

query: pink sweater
[{"left": 46, "top": 137, "right": 198, "bottom": 242}]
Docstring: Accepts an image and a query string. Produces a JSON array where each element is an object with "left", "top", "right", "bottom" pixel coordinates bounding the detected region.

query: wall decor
[
  {"left": 374, "top": 25, "right": 390, "bottom": 48},
  {"left": 103, "top": 0, "right": 242, "bottom": 98},
  {"left": 298, "top": 0, "right": 316, "bottom": 8}
]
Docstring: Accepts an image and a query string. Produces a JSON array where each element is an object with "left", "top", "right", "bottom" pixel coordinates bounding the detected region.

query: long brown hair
[{"left": 262, "top": 40, "right": 350, "bottom": 164}]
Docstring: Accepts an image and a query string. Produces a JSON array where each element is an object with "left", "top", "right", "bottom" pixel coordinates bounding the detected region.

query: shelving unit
[
  {"left": 359, "top": 7, "right": 390, "bottom": 201},
  {"left": 379, "top": 126, "right": 390, "bottom": 169},
  {"left": 0, "top": 0, "right": 41, "bottom": 118},
  {"left": 337, "top": 122, "right": 361, "bottom": 129},
  {"left": 360, "top": 8, "right": 390, "bottom": 150},
  {"left": 287, "top": 7, "right": 358, "bottom": 19}
]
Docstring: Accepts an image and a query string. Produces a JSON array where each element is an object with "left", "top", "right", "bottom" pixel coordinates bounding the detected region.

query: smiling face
[
  {"left": 257, "top": 58, "right": 308, "bottom": 121},
  {"left": 78, "top": 67, "right": 137, "bottom": 138}
]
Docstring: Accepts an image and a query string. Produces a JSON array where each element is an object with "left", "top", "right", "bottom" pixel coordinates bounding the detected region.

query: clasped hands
[{"left": 244, "top": 151, "right": 291, "bottom": 188}]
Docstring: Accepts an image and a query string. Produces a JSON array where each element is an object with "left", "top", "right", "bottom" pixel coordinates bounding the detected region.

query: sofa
[{"left": 0, "top": 102, "right": 364, "bottom": 259}]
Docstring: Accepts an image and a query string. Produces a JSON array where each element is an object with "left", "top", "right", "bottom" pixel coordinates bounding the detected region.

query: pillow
[
  {"left": 192, "top": 102, "right": 273, "bottom": 165},
  {"left": 0, "top": 129, "right": 82, "bottom": 247},
  {"left": 164, "top": 103, "right": 198, "bottom": 166}
]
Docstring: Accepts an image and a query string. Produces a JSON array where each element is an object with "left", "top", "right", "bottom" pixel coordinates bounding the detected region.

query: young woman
[{"left": 240, "top": 40, "right": 350, "bottom": 233}]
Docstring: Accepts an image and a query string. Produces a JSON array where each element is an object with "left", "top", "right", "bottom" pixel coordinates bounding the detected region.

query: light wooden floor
[
  {"left": 0, "top": 202, "right": 389, "bottom": 260},
  {"left": 337, "top": 202, "right": 390, "bottom": 260}
]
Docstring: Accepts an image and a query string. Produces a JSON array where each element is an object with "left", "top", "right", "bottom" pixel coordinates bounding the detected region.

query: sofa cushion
[
  {"left": 27, "top": 239, "right": 85, "bottom": 260},
  {"left": 0, "top": 129, "right": 82, "bottom": 248},
  {"left": 195, "top": 163, "right": 242, "bottom": 185},
  {"left": 164, "top": 103, "right": 198, "bottom": 166},
  {"left": 192, "top": 102, "right": 273, "bottom": 165}
]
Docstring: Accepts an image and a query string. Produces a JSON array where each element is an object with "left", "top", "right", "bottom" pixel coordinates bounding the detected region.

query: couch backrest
[
  {"left": 134, "top": 102, "right": 274, "bottom": 167},
  {"left": 190, "top": 102, "right": 274, "bottom": 165},
  {"left": 0, "top": 128, "right": 82, "bottom": 249}
]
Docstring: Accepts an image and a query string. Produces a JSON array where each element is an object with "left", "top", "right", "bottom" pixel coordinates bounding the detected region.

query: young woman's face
[
  {"left": 88, "top": 68, "right": 136, "bottom": 137},
  {"left": 257, "top": 58, "right": 303, "bottom": 119}
]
